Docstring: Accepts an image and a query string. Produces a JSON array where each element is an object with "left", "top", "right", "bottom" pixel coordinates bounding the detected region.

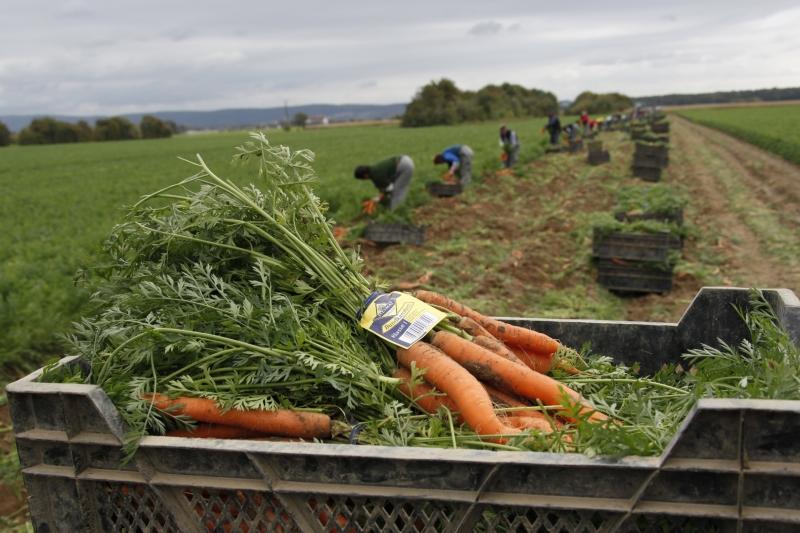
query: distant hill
[
  {"left": 634, "top": 87, "right": 800, "bottom": 107},
  {"left": 0, "top": 103, "right": 407, "bottom": 133}
]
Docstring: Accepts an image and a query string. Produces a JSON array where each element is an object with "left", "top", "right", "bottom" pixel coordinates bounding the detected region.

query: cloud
[{"left": 468, "top": 21, "right": 504, "bottom": 36}]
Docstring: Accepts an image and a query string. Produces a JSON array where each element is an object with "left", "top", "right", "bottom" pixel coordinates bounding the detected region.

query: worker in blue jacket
[{"left": 433, "top": 144, "right": 474, "bottom": 186}]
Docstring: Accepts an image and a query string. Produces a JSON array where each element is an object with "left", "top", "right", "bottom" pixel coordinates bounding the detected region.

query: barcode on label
[{"left": 398, "top": 312, "right": 439, "bottom": 345}]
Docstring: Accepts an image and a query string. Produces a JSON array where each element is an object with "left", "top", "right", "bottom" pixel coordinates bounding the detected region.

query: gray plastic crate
[
  {"left": 633, "top": 165, "right": 662, "bottom": 182},
  {"left": 592, "top": 229, "right": 682, "bottom": 263},
  {"left": 596, "top": 259, "right": 673, "bottom": 294},
  {"left": 426, "top": 182, "right": 463, "bottom": 198},
  {"left": 363, "top": 223, "right": 425, "bottom": 246},
  {"left": 7, "top": 287, "right": 800, "bottom": 532}
]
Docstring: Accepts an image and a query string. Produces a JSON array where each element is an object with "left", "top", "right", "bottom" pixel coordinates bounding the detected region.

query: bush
[
  {"left": 402, "top": 79, "right": 557, "bottom": 127},
  {"left": 568, "top": 91, "right": 632, "bottom": 115},
  {"left": 17, "top": 117, "right": 86, "bottom": 145},
  {"left": 140, "top": 115, "right": 174, "bottom": 139},
  {"left": 95, "top": 116, "right": 140, "bottom": 141},
  {"left": 0, "top": 121, "right": 10, "bottom": 146}
]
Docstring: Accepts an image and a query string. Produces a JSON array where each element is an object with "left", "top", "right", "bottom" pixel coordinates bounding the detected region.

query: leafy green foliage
[
  {"left": 615, "top": 184, "right": 688, "bottom": 215},
  {"left": 679, "top": 105, "right": 800, "bottom": 165},
  {"left": 0, "top": 121, "right": 11, "bottom": 146},
  {"left": 402, "top": 79, "right": 557, "bottom": 127},
  {"left": 139, "top": 115, "right": 174, "bottom": 139},
  {"left": 591, "top": 213, "right": 688, "bottom": 239},
  {"left": 17, "top": 117, "right": 87, "bottom": 145},
  {"left": 94, "top": 116, "right": 140, "bottom": 141},
  {"left": 568, "top": 91, "right": 632, "bottom": 115}
]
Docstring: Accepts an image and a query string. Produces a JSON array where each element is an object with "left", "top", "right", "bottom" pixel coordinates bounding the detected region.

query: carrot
[
  {"left": 166, "top": 424, "right": 268, "bottom": 439},
  {"left": 414, "top": 290, "right": 560, "bottom": 356},
  {"left": 472, "top": 335, "right": 526, "bottom": 366},
  {"left": 504, "top": 415, "right": 555, "bottom": 433},
  {"left": 509, "top": 344, "right": 554, "bottom": 374},
  {"left": 396, "top": 342, "right": 519, "bottom": 439},
  {"left": 429, "top": 331, "right": 607, "bottom": 422},
  {"left": 147, "top": 394, "right": 331, "bottom": 439},
  {"left": 393, "top": 367, "right": 459, "bottom": 415},
  {"left": 483, "top": 383, "right": 549, "bottom": 419},
  {"left": 456, "top": 316, "right": 495, "bottom": 339}
]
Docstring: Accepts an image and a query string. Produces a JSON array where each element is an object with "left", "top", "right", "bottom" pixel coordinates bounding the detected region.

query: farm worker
[
  {"left": 563, "top": 122, "right": 580, "bottom": 141},
  {"left": 543, "top": 112, "right": 561, "bottom": 145},
  {"left": 433, "top": 144, "right": 474, "bottom": 186},
  {"left": 499, "top": 125, "right": 520, "bottom": 168},
  {"left": 580, "top": 110, "right": 590, "bottom": 135},
  {"left": 354, "top": 155, "right": 415, "bottom": 212}
]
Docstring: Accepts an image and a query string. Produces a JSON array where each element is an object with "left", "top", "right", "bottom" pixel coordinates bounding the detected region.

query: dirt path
[{"left": 670, "top": 116, "right": 800, "bottom": 291}]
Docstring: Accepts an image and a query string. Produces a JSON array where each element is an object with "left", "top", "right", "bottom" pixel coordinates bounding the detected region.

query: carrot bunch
[{"left": 391, "top": 291, "right": 607, "bottom": 443}]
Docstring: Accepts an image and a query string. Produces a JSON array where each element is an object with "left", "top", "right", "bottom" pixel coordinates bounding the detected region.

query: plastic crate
[
  {"left": 426, "top": 182, "right": 463, "bottom": 198},
  {"left": 592, "top": 229, "right": 682, "bottom": 262},
  {"left": 7, "top": 288, "right": 800, "bottom": 533},
  {"left": 596, "top": 258, "right": 673, "bottom": 294},
  {"left": 614, "top": 208, "right": 684, "bottom": 226},
  {"left": 651, "top": 122, "right": 670, "bottom": 134},
  {"left": 362, "top": 223, "right": 425, "bottom": 246},
  {"left": 588, "top": 150, "right": 610, "bottom": 165},
  {"left": 7, "top": 287, "right": 800, "bottom": 532},
  {"left": 568, "top": 139, "right": 584, "bottom": 153},
  {"left": 633, "top": 165, "right": 662, "bottom": 182}
]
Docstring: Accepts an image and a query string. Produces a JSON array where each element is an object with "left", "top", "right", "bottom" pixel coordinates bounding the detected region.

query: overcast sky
[{"left": 1, "top": 0, "right": 799, "bottom": 116}]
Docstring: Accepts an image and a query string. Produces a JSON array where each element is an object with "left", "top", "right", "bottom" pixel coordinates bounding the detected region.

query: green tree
[
  {"left": 292, "top": 112, "right": 308, "bottom": 128},
  {"left": 76, "top": 120, "right": 93, "bottom": 142},
  {"left": 0, "top": 121, "right": 10, "bottom": 146},
  {"left": 94, "top": 116, "right": 140, "bottom": 141},
  {"left": 17, "top": 117, "right": 84, "bottom": 145},
  {"left": 568, "top": 91, "right": 632, "bottom": 115},
  {"left": 140, "top": 115, "right": 173, "bottom": 139}
]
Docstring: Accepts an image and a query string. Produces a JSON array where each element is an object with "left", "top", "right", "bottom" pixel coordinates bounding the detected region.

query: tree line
[
  {"left": 401, "top": 79, "right": 559, "bottom": 127},
  {"left": 0, "top": 115, "right": 180, "bottom": 147},
  {"left": 567, "top": 91, "right": 632, "bottom": 115}
]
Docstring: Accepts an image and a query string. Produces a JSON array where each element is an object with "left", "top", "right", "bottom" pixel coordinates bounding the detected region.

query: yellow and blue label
[{"left": 358, "top": 291, "right": 446, "bottom": 348}]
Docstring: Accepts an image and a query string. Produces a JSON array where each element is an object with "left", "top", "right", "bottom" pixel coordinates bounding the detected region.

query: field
[
  {"left": 0, "top": 118, "right": 552, "bottom": 374},
  {"left": 678, "top": 104, "right": 800, "bottom": 165}
]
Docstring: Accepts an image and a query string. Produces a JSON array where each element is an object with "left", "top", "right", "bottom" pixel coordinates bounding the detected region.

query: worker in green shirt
[{"left": 354, "top": 155, "right": 415, "bottom": 213}]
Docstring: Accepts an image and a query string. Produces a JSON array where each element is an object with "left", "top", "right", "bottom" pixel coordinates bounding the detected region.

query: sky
[{"left": 1, "top": 0, "right": 799, "bottom": 116}]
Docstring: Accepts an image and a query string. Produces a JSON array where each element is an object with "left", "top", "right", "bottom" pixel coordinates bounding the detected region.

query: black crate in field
[
  {"left": 596, "top": 258, "right": 673, "bottom": 294},
  {"left": 651, "top": 122, "right": 670, "bottom": 134},
  {"left": 633, "top": 165, "right": 662, "bottom": 182},
  {"left": 7, "top": 288, "right": 800, "bottom": 532},
  {"left": 592, "top": 229, "right": 681, "bottom": 262},
  {"left": 588, "top": 150, "right": 610, "bottom": 165},
  {"left": 363, "top": 223, "right": 425, "bottom": 245},
  {"left": 568, "top": 139, "right": 583, "bottom": 152},
  {"left": 426, "top": 182, "right": 463, "bottom": 197},
  {"left": 614, "top": 207, "right": 684, "bottom": 225}
]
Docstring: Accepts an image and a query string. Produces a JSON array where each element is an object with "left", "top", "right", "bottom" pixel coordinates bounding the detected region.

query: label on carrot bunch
[{"left": 358, "top": 291, "right": 446, "bottom": 348}]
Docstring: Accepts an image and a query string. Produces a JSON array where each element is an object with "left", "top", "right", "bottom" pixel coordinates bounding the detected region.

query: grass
[
  {"left": 0, "top": 118, "right": 552, "bottom": 374},
  {"left": 677, "top": 105, "right": 800, "bottom": 165}
]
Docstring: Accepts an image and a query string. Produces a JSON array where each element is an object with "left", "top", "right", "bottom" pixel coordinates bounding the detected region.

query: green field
[
  {"left": 0, "top": 118, "right": 552, "bottom": 374},
  {"left": 678, "top": 104, "right": 800, "bottom": 165}
]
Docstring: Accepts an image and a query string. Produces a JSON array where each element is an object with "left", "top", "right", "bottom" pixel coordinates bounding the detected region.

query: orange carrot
[
  {"left": 457, "top": 316, "right": 495, "bottom": 339},
  {"left": 472, "top": 335, "right": 526, "bottom": 366},
  {"left": 396, "top": 342, "right": 519, "bottom": 439},
  {"left": 429, "top": 331, "right": 607, "bottom": 422},
  {"left": 147, "top": 394, "right": 331, "bottom": 439},
  {"left": 166, "top": 424, "right": 268, "bottom": 439},
  {"left": 414, "top": 290, "right": 560, "bottom": 356},
  {"left": 504, "top": 415, "right": 555, "bottom": 433},
  {"left": 394, "top": 367, "right": 459, "bottom": 415},
  {"left": 483, "top": 383, "right": 549, "bottom": 419},
  {"left": 509, "top": 344, "right": 554, "bottom": 374}
]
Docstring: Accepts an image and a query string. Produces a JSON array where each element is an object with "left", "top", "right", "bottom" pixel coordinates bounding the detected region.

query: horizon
[{"left": 2, "top": 1, "right": 799, "bottom": 117}]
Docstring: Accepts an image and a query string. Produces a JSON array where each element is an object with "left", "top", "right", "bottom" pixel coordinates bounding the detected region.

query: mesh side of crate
[
  {"left": 623, "top": 513, "right": 736, "bottom": 533},
  {"left": 475, "top": 506, "right": 619, "bottom": 533},
  {"left": 305, "top": 495, "right": 463, "bottom": 533},
  {"left": 182, "top": 487, "right": 301, "bottom": 532},
  {"left": 92, "top": 481, "right": 182, "bottom": 533}
]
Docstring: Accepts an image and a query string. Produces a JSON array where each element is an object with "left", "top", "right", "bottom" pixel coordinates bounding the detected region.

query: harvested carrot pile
[{"left": 46, "top": 134, "right": 800, "bottom": 459}]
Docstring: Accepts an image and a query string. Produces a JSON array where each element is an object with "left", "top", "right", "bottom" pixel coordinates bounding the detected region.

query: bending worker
[
  {"left": 354, "top": 155, "right": 415, "bottom": 212},
  {"left": 499, "top": 125, "right": 520, "bottom": 168},
  {"left": 433, "top": 144, "right": 474, "bottom": 186}
]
